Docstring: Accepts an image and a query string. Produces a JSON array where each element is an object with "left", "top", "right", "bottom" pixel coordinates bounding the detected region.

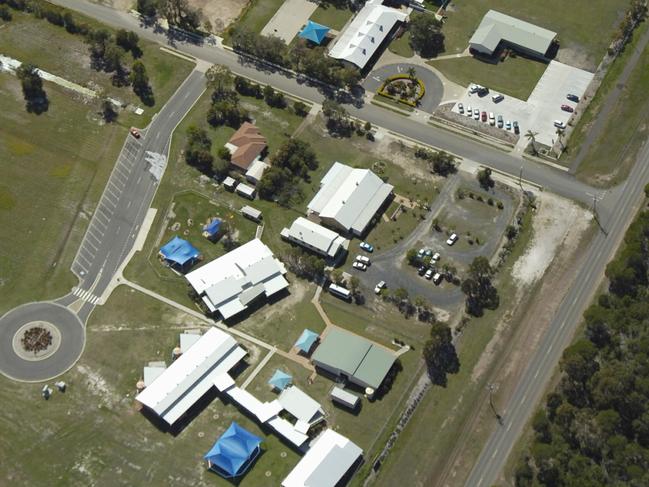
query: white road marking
[
  {"left": 506, "top": 422, "right": 513, "bottom": 432},
  {"left": 136, "top": 175, "right": 142, "bottom": 184},
  {"left": 77, "top": 254, "right": 92, "bottom": 267},
  {"left": 126, "top": 200, "right": 132, "bottom": 209},
  {"left": 85, "top": 240, "right": 98, "bottom": 252},
  {"left": 521, "top": 393, "right": 527, "bottom": 404},
  {"left": 106, "top": 187, "right": 120, "bottom": 200},
  {"left": 533, "top": 369, "right": 540, "bottom": 379}
]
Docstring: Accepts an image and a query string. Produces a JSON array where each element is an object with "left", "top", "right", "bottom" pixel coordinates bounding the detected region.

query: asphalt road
[
  {"left": 0, "top": 302, "right": 85, "bottom": 382},
  {"left": 465, "top": 136, "right": 649, "bottom": 487},
  {"left": 51, "top": 0, "right": 602, "bottom": 210}
]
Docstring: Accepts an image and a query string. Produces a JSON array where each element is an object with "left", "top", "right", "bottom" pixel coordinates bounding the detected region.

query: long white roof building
[
  {"left": 186, "top": 238, "right": 289, "bottom": 319},
  {"left": 135, "top": 327, "right": 246, "bottom": 426},
  {"left": 328, "top": 0, "right": 407, "bottom": 69},
  {"left": 308, "top": 162, "right": 393, "bottom": 236},
  {"left": 281, "top": 217, "right": 349, "bottom": 258},
  {"left": 282, "top": 429, "right": 363, "bottom": 487}
]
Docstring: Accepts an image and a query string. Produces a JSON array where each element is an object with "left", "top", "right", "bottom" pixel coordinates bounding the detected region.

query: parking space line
[
  {"left": 111, "top": 177, "right": 125, "bottom": 190},
  {"left": 87, "top": 233, "right": 102, "bottom": 247},
  {"left": 108, "top": 181, "right": 122, "bottom": 193},
  {"left": 103, "top": 197, "right": 117, "bottom": 210},
  {"left": 114, "top": 172, "right": 128, "bottom": 185},
  {"left": 115, "top": 166, "right": 129, "bottom": 179},
  {"left": 93, "top": 215, "right": 108, "bottom": 229},
  {"left": 85, "top": 240, "right": 98, "bottom": 252},
  {"left": 106, "top": 186, "right": 120, "bottom": 200},
  {"left": 75, "top": 263, "right": 88, "bottom": 274},
  {"left": 80, "top": 246, "right": 95, "bottom": 259},
  {"left": 77, "top": 253, "right": 92, "bottom": 267}
]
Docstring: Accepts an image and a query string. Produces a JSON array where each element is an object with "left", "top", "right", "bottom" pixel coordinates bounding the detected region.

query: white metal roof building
[
  {"left": 186, "top": 238, "right": 289, "bottom": 320},
  {"left": 281, "top": 217, "right": 349, "bottom": 259},
  {"left": 469, "top": 10, "right": 557, "bottom": 57},
  {"left": 135, "top": 327, "right": 246, "bottom": 426},
  {"left": 282, "top": 429, "right": 363, "bottom": 487},
  {"left": 307, "top": 162, "right": 394, "bottom": 236},
  {"left": 328, "top": 0, "right": 407, "bottom": 69},
  {"left": 278, "top": 386, "right": 325, "bottom": 425}
]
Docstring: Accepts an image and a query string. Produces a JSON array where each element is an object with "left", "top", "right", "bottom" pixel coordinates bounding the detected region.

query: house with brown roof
[{"left": 224, "top": 122, "right": 268, "bottom": 172}]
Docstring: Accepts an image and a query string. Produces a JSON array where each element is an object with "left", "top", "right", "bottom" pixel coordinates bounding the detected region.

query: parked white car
[
  {"left": 355, "top": 255, "right": 370, "bottom": 265},
  {"left": 432, "top": 272, "right": 442, "bottom": 285},
  {"left": 374, "top": 281, "right": 386, "bottom": 294},
  {"left": 353, "top": 261, "right": 367, "bottom": 271},
  {"left": 432, "top": 252, "right": 440, "bottom": 262},
  {"left": 446, "top": 233, "right": 458, "bottom": 246}
]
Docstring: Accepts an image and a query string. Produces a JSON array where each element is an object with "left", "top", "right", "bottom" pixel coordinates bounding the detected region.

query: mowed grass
[
  {"left": 571, "top": 22, "right": 649, "bottom": 187},
  {"left": 429, "top": 54, "right": 548, "bottom": 99},
  {"left": 0, "top": 10, "right": 194, "bottom": 126},
  {"left": 123, "top": 87, "right": 305, "bottom": 307},
  {"left": 0, "top": 74, "right": 126, "bottom": 314},
  {"left": 0, "top": 286, "right": 301, "bottom": 486},
  {"left": 309, "top": 4, "right": 354, "bottom": 31},
  {"left": 440, "top": 0, "right": 630, "bottom": 69},
  {"left": 388, "top": 31, "right": 414, "bottom": 58},
  {"left": 228, "top": 0, "right": 286, "bottom": 34}
]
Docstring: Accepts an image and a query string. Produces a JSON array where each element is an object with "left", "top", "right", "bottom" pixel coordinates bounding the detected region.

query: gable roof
[
  {"left": 281, "top": 217, "right": 348, "bottom": 258},
  {"left": 328, "top": 0, "right": 407, "bottom": 69},
  {"left": 308, "top": 162, "right": 393, "bottom": 234},
  {"left": 227, "top": 122, "right": 267, "bottom": 170},
  {"left": 469, "top": 10, "right": 557, "bottom": 55}
]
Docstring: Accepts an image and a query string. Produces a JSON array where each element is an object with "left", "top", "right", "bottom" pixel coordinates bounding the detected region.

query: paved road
[
  {"left": 0, "top": 302, "right": 85, "bottom": 382},
  {"left": 363, "top": 63, "right": 444, "bottom": 112},
  {"left": 465, "top": 136, "right": 649, "bottom": 487},
  {"left": 51, "top": 0, "right": 603, "bottom": 211}
]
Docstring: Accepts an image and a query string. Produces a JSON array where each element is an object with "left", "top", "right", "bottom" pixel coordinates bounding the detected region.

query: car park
[
  {"left": 488, "top": 112, "right": 495, "bottom": 125},
  {"left": 352, "top": 261, "right": 367, "bottom": 271},
  {"left": 505, "top": 120, "right": 512, "bottom": 130},
  {"left": 497, "top": 115, "right": 504, "bottom": 128},
  {"left": 513, "top": 121, "right": 520, "bottom": 134},
  {"left": 355, "top": 255, "right": 370, "bottom": 265},
  {"left": 466, "top": 104, "right": 472, "bottom": 116},
  {"left": 130, "top": 128, "right": 141, "bottom": 139},
  {"left": 554, "top": 120, "right": 566, "bottom": 129},
  {"left": 418, "top": 265, "right": 427, "bottom": 276},
  {"left": 359, "top": 241, "right": 374, "bottom": 252},
  {"left": 374, "top": 280, "right": 386, "bottom": 294},
  {"left": 446, "top": 233, "right": 458, "bottom": 246},
  {"left": 458, "top": 103, "right": 464, "bottom": 114},
  {"left": 473, "top": 109, "right": 480, "bottom": 120},
  {"left": 481, "top": 111, "right": 487, "bottom": 122},
  {"left": 492, "top": 93, "right": 504, "bottom": 103},
  {"left": 560, "top": 104, "right": 574, "bottom": 112},
  {"left": 432, "top": 252, "right": 440, "bottom": 262},
  {"left": 432, "top": 273, "right": 442, "bottom": 285},
  {"left": 424, "top": 268, "right": 434, "bottom": 280},
  {"left": 567, "top": 94, "right": 579, "bottom": 102}
]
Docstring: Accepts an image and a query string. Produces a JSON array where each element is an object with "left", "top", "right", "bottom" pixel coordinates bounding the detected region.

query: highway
[{"left": 20, "top": 2, "right": 649, "bottom": 481}]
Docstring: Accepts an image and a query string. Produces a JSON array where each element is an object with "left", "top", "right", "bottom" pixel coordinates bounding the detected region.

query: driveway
[{"left": 364, "top": 63, "right": 444, "bottom": 113}]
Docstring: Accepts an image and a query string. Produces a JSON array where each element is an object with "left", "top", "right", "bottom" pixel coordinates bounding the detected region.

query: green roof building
[{"left": 311, "top": 328, "right": 395, "bottom": 389}]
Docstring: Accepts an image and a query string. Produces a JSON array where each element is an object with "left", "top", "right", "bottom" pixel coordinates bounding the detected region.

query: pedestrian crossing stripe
[{"left": 72, "top": 287, "right": 100, "bottom": 304}]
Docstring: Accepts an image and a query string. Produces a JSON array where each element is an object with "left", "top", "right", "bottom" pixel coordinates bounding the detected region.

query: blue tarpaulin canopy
[
  {"left": 203, "top": 218, "right": 222, "bottom": 237},
  {"left": 299, "top": 20, "right": 330, "bottom": 45},
  {"left": 204, "top": 422, "right": 262, "bottom": 478},
  {"left": 159, "top": 236, "right": 200, "bottom": 266},
  {"left": 268, "top": 369, "right": 293, "bottom": 391},
  {"left": 294, "top": 329, "right": 319, "bottom": 353}
]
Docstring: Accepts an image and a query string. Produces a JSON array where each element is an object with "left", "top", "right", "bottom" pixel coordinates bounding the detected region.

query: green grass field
[
  {"left": 309, "top": 4, "right": 354, "bottom": 31},
  {"left": 430, "top": 54, "right": 548, "bottom": 99},
  {"left": 0, "top": 286, "right": 301, "bottom": 486},
  {"left": 570, "top": 22, "right": 649, "bottom": 187},
  {"left": 388, "top": 31, "right": 414, "bottom": 58},
  {"left": 440, "top": 0, "right": 631, "bottom": 70},
  {"left": 228, "top": 0, "right": 285, "bottom": 35}
]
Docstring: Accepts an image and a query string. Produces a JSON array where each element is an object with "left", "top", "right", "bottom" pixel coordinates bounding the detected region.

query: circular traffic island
[{"left": 0, "top": 302, "right": 85, "bottom": 382}]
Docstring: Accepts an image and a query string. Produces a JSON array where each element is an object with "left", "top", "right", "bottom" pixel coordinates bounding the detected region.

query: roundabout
[{"left": 0, "top": 302, "right": 85, "bottom": 382}]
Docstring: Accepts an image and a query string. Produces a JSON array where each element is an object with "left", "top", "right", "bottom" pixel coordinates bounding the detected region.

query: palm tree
[
  {"left": 525, "top": 130, "right": 539, "bottom": 155},
  {"left": 555, "top": 127, "right": 565, "bottom": 152},
  {"left": 407, "top": 66, "right": 417, "bottom": 80}
]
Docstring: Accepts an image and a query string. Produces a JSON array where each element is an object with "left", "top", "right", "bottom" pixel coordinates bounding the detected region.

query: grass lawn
[
  {"left": 570, "top": 22, "right": 649, "bottom": 187},
  {"left": 429, "top": 54, "right": 548, "bottom": 100},
  {"left": 0, "top": 11, "right": 194, "bottom": 127},
  {"left": 123, "top": 86, "right": 305, "bottom": 307},
  {"left": 388, "top": 31, "right": 414, "bottom": 58},
  {"left": 309, "top": 4, "right": 354, "bottom": 31},
  {"left": 228, "top": 0, "right": 285, "bottom": 35},
  {"left": 0, "top": 286, "right": 300, "bottom": 486},
  {"left": 439, "top": 0, "right": 631, "bottom": 70},
  {"left": 367, "top": 207, "right": 536, "bottom": 487},
  {"left": 361, "top": 206, "right": 426, "bottom": 253}
]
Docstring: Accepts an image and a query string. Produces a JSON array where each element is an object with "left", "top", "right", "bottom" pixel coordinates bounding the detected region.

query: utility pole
[
  {"left": 587, "top": 191, "right": 608, "bottom": 236},
  {"left": 487, "top": 383, "right": 504, "bottom": 426}
]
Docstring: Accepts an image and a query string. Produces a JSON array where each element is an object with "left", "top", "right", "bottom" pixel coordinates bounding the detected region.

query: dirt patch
[
  {"left": 512, "top": 193, "right": 593, "bottom": 287},
  {"left": 555, "top": 44, "right": 596, "bottom": 72},
  {"left": 76, "top": 364, "right": 122, "bottom": 408},
  {"left": 190, "top": 0, "right": 248, "bottom": 33}
]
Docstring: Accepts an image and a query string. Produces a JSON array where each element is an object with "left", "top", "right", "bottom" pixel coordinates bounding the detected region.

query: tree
[
  {"left": 205, "top": 64, "right": 232, "bottom": 94},
  {"left": 207, "top": 100, "right": 247, "bottom": 127},
  {"left": 263, "top": 84, "right": 286, "bottom": 108},
  {"left": 477, "top": 167, "right": 495, "bottom": 191},
  {"left": 163, "top": 0, "right": 201, "bottom": 31},
  {"left": 322, "top": 98, "right": 352, "bottom": 137},
  {"left": 136, "top": 0, "right": 159, "bottom": 17},
  {"left": 293, "top": 101, "right": 308, "bottom": 117},
  {"left": 505, "top": 224, "right": 518, "bottom": 240},
  {"left": 408, "top": 13, "right": 445, "bottom": 58},
  {"left": 406, "top": 248, "right": 419, "bottom": 266},
  {"left": 525, "top": 130, "right": 539, "bottom": 155},
  {"left": 423, "top": 322, "right": 459, "bottom": 385},
  {"left": 16, "top": 63, "right": 48, "bottom": 114},
  {"left": 430, "top": 151, "right": 457, "bottom": 176},
  {"left": 130, "top": 61, "right": 154, "bottom": 105},
  {"left": 115, "top": 29, "right": 141, "bottom": 57},
  {"left": 101, "top": 99, "right": 117, "bottom": 123},
  {"left": 407, "top": 66, "right": 417, "bottom": 80},
  {"left": 0, "top": 5, "right": 13, "bottom": 20},
  {"left": 184, "top": 126, "right": 213, "bottom": 172},
  {"left": 555, "top": 127, "right": 565, "bottom": 152},
  {"left": 461, "top": 256, "right": 499, "bottom": 316}
]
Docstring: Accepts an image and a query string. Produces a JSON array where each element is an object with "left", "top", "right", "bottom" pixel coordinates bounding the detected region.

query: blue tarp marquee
[
  {"left": 268, "top": 369, "right": 293, "bottom": 391},
  {"left": 204, "top": 422, "right": 262, "bottom": 478},
  {"left": 159, "top": 236, "right": 200, "bottom": 266},
  {"left": 294, "top": 329, "right": 319, "bottom": 353},
  {"left": 203, "top": 218, "right": 222, "bottom": 237},
  {"left": 299, "top": 20, "right": 330, "bottom": 45}
]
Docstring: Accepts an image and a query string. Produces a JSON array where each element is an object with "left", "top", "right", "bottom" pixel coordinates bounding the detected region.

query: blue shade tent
[
  {"left": 202, "top": 218, "right": 222, "bottom": 238},
  {"left": 268, "top": 369, "right": 292, "bottom": 391},
  {"left": 204, "top": 422, "right": 262, "bottom": 478},
  {"left": 299, "top": 20, "right": 330, "bottom": 45},
  {"left": 159, "top": 236, "right": 200, "bottom": 267},
  {"left": 294, "top": 329, "right": 319, "bottom": 354}
]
